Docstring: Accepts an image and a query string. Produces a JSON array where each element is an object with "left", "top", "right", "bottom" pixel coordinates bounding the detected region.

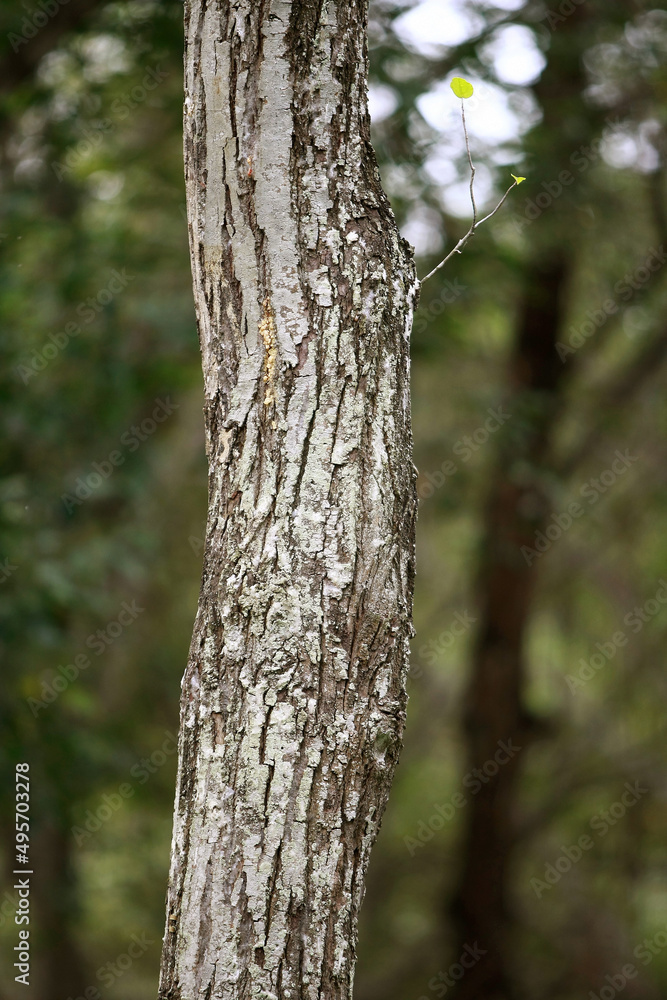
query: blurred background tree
[{"left": 1, "top": 1, "right": 667, "bottom": 999}]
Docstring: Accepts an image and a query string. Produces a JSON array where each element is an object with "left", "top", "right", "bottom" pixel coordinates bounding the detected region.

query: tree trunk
[
  {"left": 158, "top": 3, "right": 417, "bottom": 999},
  {"left": 447, "top": 12, "right": 593, "bottom": 994},
  {"left": 449, "top": 254, "right": 569, "bottom": 1000},
  {"left": 31, "top": 821, "right": 90, "bottom": 1000}
]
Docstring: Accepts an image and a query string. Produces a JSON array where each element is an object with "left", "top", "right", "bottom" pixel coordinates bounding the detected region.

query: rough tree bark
[{"left": 158, "top": 3, "right": 417, "bottom": 999}]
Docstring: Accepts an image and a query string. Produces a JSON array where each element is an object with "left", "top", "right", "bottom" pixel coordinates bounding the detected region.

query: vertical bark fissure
[{"left": 159, "top": 3, "right": 417, "bottom": 998}]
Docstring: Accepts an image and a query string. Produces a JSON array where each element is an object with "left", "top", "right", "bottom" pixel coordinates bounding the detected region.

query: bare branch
[
  {"left": 461, "top": 100, "right": 476, "bottom": 227},
  {"left": 420, "top": 180, "right": 517, "bottom": 285},
  {"left": 419, "top": 83, "right": 521, "bottom": 286}
]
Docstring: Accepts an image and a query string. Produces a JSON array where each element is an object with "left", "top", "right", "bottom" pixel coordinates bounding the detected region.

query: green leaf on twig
[
  {"left": 511, "top": 174, "right": 526, "bottom": 185},
  {"left": 450, "top": 77, "right": 474, "bottom": 99}
]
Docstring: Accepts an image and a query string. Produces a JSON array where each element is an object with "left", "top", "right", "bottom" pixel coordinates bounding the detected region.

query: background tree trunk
[
  {"left": 159, "top": 3, "right": 417, "bottom": 999},
  {"left": 31, "top": 821, "right": 90, "bottom": 1000},
  {"left": 448, "top": 12, "right": 588, "bottom": 996},
  {"left": 449, "top": 253, "right": 569, "bottom": 1000}
]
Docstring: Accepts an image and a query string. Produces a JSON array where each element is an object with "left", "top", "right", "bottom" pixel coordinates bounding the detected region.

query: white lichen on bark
[{"left": 159, "top": 2, "right": 417, "bottom": 998}]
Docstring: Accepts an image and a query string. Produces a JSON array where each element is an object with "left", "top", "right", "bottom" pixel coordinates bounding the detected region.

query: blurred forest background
[{"left": 2, "top": 0, "right": 667, "bottom": 998}]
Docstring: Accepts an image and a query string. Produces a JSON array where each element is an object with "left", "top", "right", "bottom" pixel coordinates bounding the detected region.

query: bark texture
[{"left": 159, "top": 3, "right": 417, "bottom": 999}]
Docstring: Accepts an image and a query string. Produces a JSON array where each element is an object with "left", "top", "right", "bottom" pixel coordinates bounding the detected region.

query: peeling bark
[{"left": 158, "top": 3, "right": 417, "bottom": 998}]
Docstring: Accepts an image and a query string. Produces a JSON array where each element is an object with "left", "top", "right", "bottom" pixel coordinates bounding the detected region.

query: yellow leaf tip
[{"left": 450, "top": 77, "right": 474, "bottom": 99}]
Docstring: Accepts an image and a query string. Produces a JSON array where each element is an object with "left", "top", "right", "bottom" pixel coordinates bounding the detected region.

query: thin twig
[
  {"left": 420, "top": 180, "right": 518, "bottom": 285},
  {"left": 461, "top": 99, "right": 476, "bottom": 227},
  {"left": 476, "top": 182, "right": 518, "bottom": 226},
  {"left": 420, "top": 89, "right": 522, "bottom": 286},
  {"left": 419, "top": 223, "right": 475, "bottom": 284}
]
